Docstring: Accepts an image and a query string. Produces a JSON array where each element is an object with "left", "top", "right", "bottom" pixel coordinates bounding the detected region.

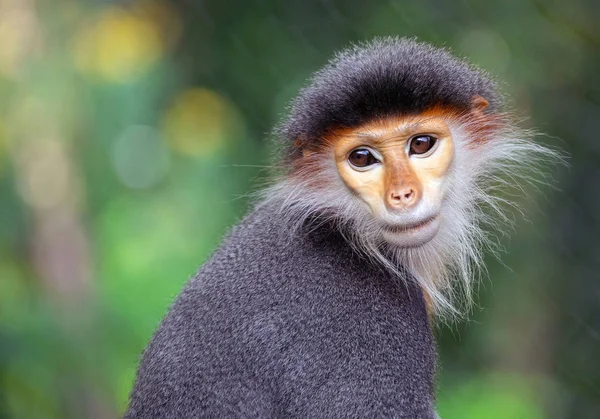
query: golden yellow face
[{"left": 331, "top": 110, "right": 456, "bottom": 247}]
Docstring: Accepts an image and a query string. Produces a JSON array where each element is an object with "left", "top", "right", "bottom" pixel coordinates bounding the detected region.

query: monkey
[{"left": 124, "top": 37, "right": 553, "bottom": 418}]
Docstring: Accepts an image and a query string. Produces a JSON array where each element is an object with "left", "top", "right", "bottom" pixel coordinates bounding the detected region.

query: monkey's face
[{"left": 332, "top": 111, "right": 455, "bottom": 248}]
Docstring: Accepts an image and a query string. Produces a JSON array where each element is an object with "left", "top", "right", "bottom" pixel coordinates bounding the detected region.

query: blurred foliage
[{"left": 0, "top": 0, "right": 598, "bottom": 418}]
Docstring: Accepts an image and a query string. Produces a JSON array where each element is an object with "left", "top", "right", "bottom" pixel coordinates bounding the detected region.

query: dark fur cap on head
[{"left": 278, "top": 37, "right": 502, "bottom": 162}]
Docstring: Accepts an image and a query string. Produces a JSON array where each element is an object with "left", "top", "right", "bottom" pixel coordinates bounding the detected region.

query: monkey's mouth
[
  {"left": 382, "top": 215, "right": 439, "bottom": 233},
  {"left": 381, "top": 214, "right": 440, "bottom": 247}
]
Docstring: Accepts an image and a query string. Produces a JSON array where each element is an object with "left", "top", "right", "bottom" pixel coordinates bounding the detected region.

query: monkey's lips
[{"left": 381, "top": 214, "right": 440, "bottom": 247}]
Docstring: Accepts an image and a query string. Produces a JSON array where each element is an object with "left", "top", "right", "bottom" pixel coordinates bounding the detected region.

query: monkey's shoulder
[{"left": 166, "top": 204, "right": 432, "bottom": 355}]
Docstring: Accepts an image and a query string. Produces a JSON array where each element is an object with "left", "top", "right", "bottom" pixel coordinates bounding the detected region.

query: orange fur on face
[{"left": 330, "top": 109, "right": 457, "bottom": 219}]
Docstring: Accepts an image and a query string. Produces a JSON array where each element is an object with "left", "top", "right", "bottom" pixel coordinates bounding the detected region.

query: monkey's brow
[{"left": 355, "top": 121, "right": 423, "bottom": 141}]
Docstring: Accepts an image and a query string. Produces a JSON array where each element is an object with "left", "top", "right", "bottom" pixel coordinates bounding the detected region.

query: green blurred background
[{"left": 0, "top": 0, "right": 598, "bottom": 418}]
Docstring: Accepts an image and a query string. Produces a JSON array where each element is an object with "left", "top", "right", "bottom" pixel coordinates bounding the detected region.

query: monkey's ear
[{"left": 471, "top": 95, "right": 489, "bottom": 115}]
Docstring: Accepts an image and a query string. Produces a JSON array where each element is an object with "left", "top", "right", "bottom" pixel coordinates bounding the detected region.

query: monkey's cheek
[{"left": 381, "top": 217, "right": 441, "bottom": 248}]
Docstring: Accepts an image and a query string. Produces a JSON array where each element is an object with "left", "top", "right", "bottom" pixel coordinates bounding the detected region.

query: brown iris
[
  {"left": 348, "top": 149, "right": 379, "bottom": 168},
  {"left": 409, "top": 135, "right": 437, "bottom": 155}
]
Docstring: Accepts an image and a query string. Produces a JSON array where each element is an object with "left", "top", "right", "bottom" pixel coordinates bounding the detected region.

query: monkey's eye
[
  {"left": 348, "top": 148, "right": 379, "bottom": 168},
  {"left": 409, "top": 135, "right": 437, "bottom": 156}
]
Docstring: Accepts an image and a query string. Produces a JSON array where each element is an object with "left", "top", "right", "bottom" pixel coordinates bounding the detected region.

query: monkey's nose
[{"left": 387, "top": 187, "right": 418, "bottom": 209}]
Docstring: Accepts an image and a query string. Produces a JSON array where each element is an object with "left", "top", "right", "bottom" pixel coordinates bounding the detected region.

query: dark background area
[{"left": 0, "top": 0, "right": 598, "bottom": 417}]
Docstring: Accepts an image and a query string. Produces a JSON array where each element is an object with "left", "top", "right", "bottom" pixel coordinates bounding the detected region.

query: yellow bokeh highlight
[
  {"left": 73, "top": 1, "right": 180, "bottom": 83},
  {"left": 162, "top": 88, "right": 243, "bottom": 157}
]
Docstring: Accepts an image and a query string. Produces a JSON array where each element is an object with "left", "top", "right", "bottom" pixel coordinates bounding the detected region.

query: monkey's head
[
  {"left": 330, "top": 109, "right": 462, "bottom": 248},
  {"left": 267, "top": 37, "right": 554, "bottom": 318}
]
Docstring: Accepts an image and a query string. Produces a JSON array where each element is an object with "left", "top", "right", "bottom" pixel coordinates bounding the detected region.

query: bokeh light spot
[
  {"left": 73, "top": 2, "right": 177, "bottom": 83},
  {"left": 16, "top": 139, "right": 71, "bottom": 211},
  {"left": 161, "top": 88, "right": 244, "bottom": 157},
  {"left": 112, "top": 125, "right": 170, "bottom": 189},
  {"left": 0, "top": 2, "right": 38, "bottom": 78}
]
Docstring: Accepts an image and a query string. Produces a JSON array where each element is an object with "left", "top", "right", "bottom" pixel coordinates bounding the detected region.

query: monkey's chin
[{"left": 381, "top": 216, "right": 440, "bottom": 248}]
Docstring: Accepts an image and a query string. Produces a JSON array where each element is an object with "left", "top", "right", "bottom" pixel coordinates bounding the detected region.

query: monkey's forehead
[{"left": 277, "top": 37, "right": 502, "bottom": 155}]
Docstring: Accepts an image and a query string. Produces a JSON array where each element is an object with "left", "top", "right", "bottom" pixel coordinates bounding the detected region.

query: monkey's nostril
[{"left": 390, "top": 189, "right": 416, "bottom": 206}]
